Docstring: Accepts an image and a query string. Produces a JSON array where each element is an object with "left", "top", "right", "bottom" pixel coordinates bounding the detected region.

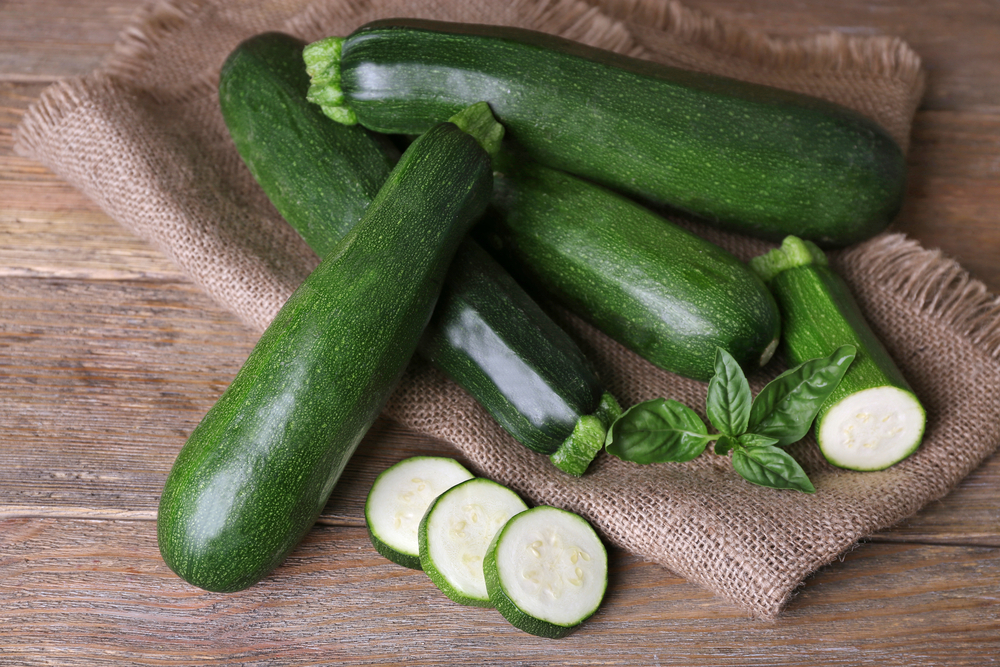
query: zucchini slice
[
  {"left": 484, "top": 506, "right": 608, "bottom": 638},
  {"left": 750, "top": 236, "right": 926, "bottom": 470},
  {"left": 365, "top": 456, "right": 475, "bottom": 570},
  {"left": 418, "top": 478, "right": 528, "bottom": 607}
]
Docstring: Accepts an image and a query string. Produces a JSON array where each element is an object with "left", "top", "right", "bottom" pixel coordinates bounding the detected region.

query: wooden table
[{"left": 2, "top": 1, "right": 998, "bottom": 664}]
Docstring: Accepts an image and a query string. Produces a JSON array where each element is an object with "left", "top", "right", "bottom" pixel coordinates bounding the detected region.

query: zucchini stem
[
  {"left": 304, "top": 36, "right": 357, "bottom": 125},
  {"left": 550, "top": 392, "right": 621, "bottom": 476}
]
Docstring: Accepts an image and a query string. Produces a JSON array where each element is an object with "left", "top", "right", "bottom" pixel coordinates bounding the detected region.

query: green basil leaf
[
  {"left": 706, "top": 348, "right": 752, "bottom": 437},
  {"left": 747, "top": 344, "right": 857, "bottom": 446},
  {"left": 731, "top": 445, "right": 816, "bottom": 493},
  {"left": 738, "top": 433, "right": 780, "bottom": 448},
  {"left": 714, "top": 435, "right": 738, "bottom": 456},
  {"left": 605, "top": 398, "right": 713, "bottom": 464}
]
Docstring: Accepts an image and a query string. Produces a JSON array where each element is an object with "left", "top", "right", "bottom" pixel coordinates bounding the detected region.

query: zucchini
[
  {"left": 418, "top": 239, "right": 620, "bottom": 474},
  {"left": 484, "top": 505, "right": 608, "bottom": 638},
  {"left": 365, "top": 456, "right": 475, "bottom": 570},
  {"left": 304, "top": 18, "right": 907, "bottom": 246},
  {"left": 219, "top": 32, "right": 619, "bottom": 475},
  {"left": 218, "top": 32, "right": 398, "bottom": 247},
  {"left": 750, "top": 236, "right": 926, "bottom": 470},
  {"left": 418, "top": 477, "right": 529, "bottom": 607},
  {"left": 476, "top": 156, "right": 782, "bottom": 383},
  {"left": 156, "top": 103, "right": 498, "bottom": 592}
]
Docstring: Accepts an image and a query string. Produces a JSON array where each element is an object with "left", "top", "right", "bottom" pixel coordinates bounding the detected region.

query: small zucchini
[
  {"left": 156, "top": 103, "right": 497, "bottom": 592},
  {"left": 750, "top": 236, "right": 926, "bottom": 470},
  {"left": 476, "top": 155, "right": 782, "bottom": 383},
  {"left": 219, "top": 32, "right": 619, "bottom": 475},
  {"left": 418, "top": 239, "right": 620, "bottom": 475},
  {"left": 305, "top": 18, "right": 908, "bottom": 246}
]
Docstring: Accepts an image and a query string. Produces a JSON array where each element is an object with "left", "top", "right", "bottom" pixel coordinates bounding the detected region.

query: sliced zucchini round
[
  {"left": 816, "top": 386, "right": 926, "bottom": 471},
  {"left": 365, "top": 456, "right": 475, "bottom": 569},
  {"left": 484, "top": 505, "right": 608, "bottom": 638},
  {"left": 418, "top": 477, "right": 528, "bottom": 607}
]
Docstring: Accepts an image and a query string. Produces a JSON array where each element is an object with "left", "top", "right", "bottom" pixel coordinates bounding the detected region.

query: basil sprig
[{"left": 605, "top": 345, "right": 856, "bottom": 493}]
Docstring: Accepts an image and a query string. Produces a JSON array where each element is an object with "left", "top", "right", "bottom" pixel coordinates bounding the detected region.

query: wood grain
[
  {"left": 1, "top": 0, "right": 999, "bottom": 664},
  {"left": 1, "top": 519, "right": 997, "bottom": 666}
]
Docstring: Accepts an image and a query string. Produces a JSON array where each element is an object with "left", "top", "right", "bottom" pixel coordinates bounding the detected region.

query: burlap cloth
[{"left": 15, "top": 0, "right": 1000, "bottom": 619}]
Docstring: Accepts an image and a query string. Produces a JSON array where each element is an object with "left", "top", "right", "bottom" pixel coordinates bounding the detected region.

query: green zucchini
[
  {"left": 218, "top": 32, "right": 619, "bottom": 475},
  {"left": 218, "top": 32, "right": 398, "bottom": 247},
  {"left": 750, "top": 236, "right": 925, "bottom": 470},
  {"left": 484, "top": 505, "right": 608, "bottom": 638},
  {"left": 304, "top": 18, "right": 907, "bottom": 246},
  {"left": 475, "top": 155, "right": 782, "bottom": 383},
  {"left": 156, "top": 103, "right": 497, "bottom": 592},
  {"left": 418, "top": 239, "right": 620, "bottom": 474}
]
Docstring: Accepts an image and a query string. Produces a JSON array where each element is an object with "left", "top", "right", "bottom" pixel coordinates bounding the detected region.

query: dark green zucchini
[
  {"left": 304, "top": 19, "right": 907, "bottom": 246},
  {"left": 475, "top": 155, "right": 781, "bottom": 383},
  {"left": 219, "top": 32, "right": 398, "bottom": 247},
  {"left": 418, "top": 239, "right": 620, "bottom": 475},
  {"left": 217, "top": 32, "right": 619, "bottom": 475},
  {"left": 156, "top": 104, "right": 497, "bottom": 592}
]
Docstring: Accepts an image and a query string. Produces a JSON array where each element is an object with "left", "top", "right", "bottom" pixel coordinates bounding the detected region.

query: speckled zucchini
[
  {"left": 304, "top": 18, "right": 908, "bottom": 246},
  {"left": 156, "top": 103, "right": 497, "bottom": 592},
  {"left": 750, "top": 236, "right": 925, "bottom": 470},
  {"left": 476, "top": 155, "right": 781, "bottom": 383},
  {"left": 218, "top": 36, "right": 619, "bottom": 475}
]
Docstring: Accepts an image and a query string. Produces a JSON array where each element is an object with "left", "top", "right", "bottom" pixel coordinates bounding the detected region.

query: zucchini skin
[
  {"left": 418, "top": 239, "right": 610, "bottom": 456},
  {"left": 220, "top": 32, "right": 618, "bottom": 472},
  {"left": 476, "top": 159, "right": 781, "bottom": 383},
  {"left": 751, "top": 238, "right": 924, "bottom": 466},
  {"left": 219, "top": 32, "right": 398, "bottom": 247},
  {"left": 306, "top": 19, "right": 907, "bottom": 246},
  {"left": 157, "top": 119, "right": 493, "bottom": 592}
]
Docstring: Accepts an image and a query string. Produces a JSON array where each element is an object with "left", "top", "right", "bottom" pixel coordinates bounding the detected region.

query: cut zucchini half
[
  {"left": 484, "top": 505, "right": 607, "bottom": 638},
  {"left": 750, "top": 236, "right": 926, "bottom": 471},
  {"left": 418, "top": 477, "right": 528, "bottom": 607},
  {"left": 365, "top": 456, "right": 475, "bottom": 569},
  {"left": 816, "top": 386, "right": 925, "bottom": 471}
]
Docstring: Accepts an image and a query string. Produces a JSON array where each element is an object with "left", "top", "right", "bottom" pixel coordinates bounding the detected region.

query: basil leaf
[
  {"left": 714, "top": 435, "right": 738, "bottom": 456},
  {"left": 605, "top": 398, "right": 713, "bottom": 464},
  {"left": 747, "top": 344, "right": 857, "bottom": 446},
  {"left": 738, "top": 433, "right": 780, "bottom": 448},
  {"left": 706, "top": 348, "right": 752, "bottom": 437},
  {"left": 731, "top": 445, "right": 816, "bottom": 493}
]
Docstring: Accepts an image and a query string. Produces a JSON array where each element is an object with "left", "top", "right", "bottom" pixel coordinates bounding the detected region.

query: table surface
[{"left": 2, "top": 1, "right": 999, "bottom": 665}]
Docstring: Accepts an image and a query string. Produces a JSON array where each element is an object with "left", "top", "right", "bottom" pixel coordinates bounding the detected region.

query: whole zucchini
[
  {"left": 157, "top": 103, "right": 497, "bottom": 592},
  {"left": 304, "top": 19, "right": 907, "bottom": 246},
  {"left": 476, "top": 155, "right": 782, "bottom": 383},
  {"left": 219, "top": 32, "right": 398, "bottom": 246},
  {"left": 218, "top": 32, "right": 619, "bottom": 475}
]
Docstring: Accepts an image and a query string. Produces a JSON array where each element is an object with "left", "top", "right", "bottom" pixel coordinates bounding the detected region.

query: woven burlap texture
[{"left": 14, "top": 0, "right": 1000, "bottom": 620}]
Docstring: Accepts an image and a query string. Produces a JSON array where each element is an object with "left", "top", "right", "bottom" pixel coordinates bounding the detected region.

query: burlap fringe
[
  {"left": 841, "top": 234, "right": 1000, "bottom": 359},
  {"left": 101, "top": 0, "right": 205, "bottom": 82},
  {"left": 598, "top": 0, "right": 924, "bottom": 83},
  {"left": 12, "top": 74, "right": 112, "bottom": 160}
]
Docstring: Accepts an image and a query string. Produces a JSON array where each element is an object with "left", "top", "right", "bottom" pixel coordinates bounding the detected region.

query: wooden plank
[{"left": 0, "top": 518, "right": 997, "bottom": 666}]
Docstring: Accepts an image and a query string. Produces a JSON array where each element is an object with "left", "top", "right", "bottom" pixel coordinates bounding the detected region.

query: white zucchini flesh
[
  {"left": 486, "top": 506, "right": 607, "bottom": 636},
  {"left": 817, "top": 386, "right": 926, "bottom": 471},
  {"left": 365, "top": 456, "right": 474, "bottom": 568},
  {"left": 419, "top": 477, "right": 528, "bottom": 606}
]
